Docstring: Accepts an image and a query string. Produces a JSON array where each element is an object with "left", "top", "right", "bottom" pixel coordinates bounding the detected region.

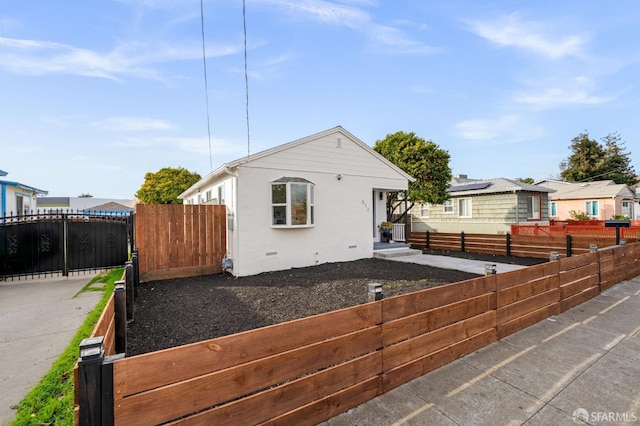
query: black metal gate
[{"left": 0, "top": 210, "right": 133, "bottom": 279}]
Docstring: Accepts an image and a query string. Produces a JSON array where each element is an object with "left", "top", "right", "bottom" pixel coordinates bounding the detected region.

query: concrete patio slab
[{"left": 383, "top": 253, "right": 527, "bottom": 275}]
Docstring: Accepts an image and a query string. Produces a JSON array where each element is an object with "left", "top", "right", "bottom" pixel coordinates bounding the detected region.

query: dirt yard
[{"left": 126, "top": 251, "right": 546, "bottom": 356}]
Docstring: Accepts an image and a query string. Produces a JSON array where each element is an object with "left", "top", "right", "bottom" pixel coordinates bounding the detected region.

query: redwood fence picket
[
  {"left": 408, "top": 230, "right": 635, "bottom": 259},
  {"left": 512, "top": 222, "right": 640, "bottom": 238},
  {"left": 135, "top": 204, "right": 227, "bottom": 282},
  {"left": 75, "top": 242, "right": 640, "bottom": 425}
]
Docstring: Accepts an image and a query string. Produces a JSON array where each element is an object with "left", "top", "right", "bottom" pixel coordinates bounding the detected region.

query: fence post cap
[
  {"left": 79, "top": 336, "right": 104, "bottom": 361},
  {"left": 484, "top": 264, "right": 497, "bottom": 275}
]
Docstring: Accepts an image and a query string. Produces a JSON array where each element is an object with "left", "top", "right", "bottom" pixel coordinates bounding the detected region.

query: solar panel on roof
[{"left": 447, "top": 182, "right": 491, "bottom": 192}]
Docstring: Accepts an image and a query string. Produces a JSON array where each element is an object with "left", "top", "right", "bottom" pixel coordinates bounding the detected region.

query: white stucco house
[
  {"left": 178, "top": 126, "right": 414, "bottom": 277},
  {"left": 0, "top": 170, "right": 48, "bottom": 216}
]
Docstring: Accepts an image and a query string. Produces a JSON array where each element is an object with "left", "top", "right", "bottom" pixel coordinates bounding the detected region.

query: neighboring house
[
  {"left": 411, "top": 175, "right": 554, "bottom": 234},
  {"left": 178, "top": 126, "right": 414, "bottom": 277},
  {"left": 536, "top": 179, "right": 636, "bottom": 220},
  {"left": 38, "top": 197, "right": 136, "bottom": 212},
  {"left": 0, "top": 170, "right": 48, "bottom": 215}
]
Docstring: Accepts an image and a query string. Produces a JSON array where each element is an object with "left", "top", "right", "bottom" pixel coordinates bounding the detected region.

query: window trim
[
  {"left": 527, "top": 195, "right": 541, "bottom": 220},
  {"left": 549, "top": 201, "right": 557, "bottom": 218},
  {"left": 585, "top": 200, "right": 599, "bottom": 217},
  {"left": 458, "top": 198, "right": 472, "bottom": 218},
  {"left": 420, "top": 203, "right": 430, "bottom": 218},
  {"left": 443, "top": 199, "right": 454, "bottom": 214},
  {"left": 271, "top": 178, "right": 315, "bottom": 228}
]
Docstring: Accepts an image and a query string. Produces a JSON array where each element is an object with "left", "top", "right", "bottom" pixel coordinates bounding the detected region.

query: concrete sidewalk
[
  {"left": 0, "top": 275, "right": 99, "bottom": 425},
  {"left": 382, "top": 251, "right": 528, "bottom": 275},
  {"left": 323, "top": 276, "right": 640, "bottom": 426}
]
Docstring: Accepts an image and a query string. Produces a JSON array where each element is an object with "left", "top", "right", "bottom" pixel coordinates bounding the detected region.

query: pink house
[{"left": 536, "top": 179, "right": 635, "bottom": 220}]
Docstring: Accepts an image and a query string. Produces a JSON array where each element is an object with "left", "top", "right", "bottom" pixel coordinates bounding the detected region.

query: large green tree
[
  {"left": 374, "top": 131, "right": 451, "bottom": 218},
  {"left": 560, "top": 132, "right": 637, "bottom": 186},
  {"left": 136, "top": 167, "right": 202, "bottom": 204}
]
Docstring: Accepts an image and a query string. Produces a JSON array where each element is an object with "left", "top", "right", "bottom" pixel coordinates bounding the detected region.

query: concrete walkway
[
  {"left": 378, "top": 249, "right": 526, "bottom": 275},
  {"left": 323, "top": 276, "right": 640, "bottom": 426},
  {"left": 0, "top": 275, "right": 99, "bottom": 425}
]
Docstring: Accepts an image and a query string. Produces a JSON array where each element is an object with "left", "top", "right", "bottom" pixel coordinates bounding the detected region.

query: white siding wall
[
  {"left": 230, "top": 132, "right": 408, "bottom": 277},
  {"left": 1, "top": 185, "right": 37, "bottom": 215}
]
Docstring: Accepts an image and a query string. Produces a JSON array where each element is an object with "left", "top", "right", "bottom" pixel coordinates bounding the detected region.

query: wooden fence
[
  {"left": 75, "top": 242, "right": 640, "bottom": 425},
  {"left": 408, "top": 231, "right": 628, "bottom": 259},
  {"left": 135, "top": 204, "right": 227, "bottom": 282},
  {"left": 512, "top": 223, "right": 640, "bottom": 238}
]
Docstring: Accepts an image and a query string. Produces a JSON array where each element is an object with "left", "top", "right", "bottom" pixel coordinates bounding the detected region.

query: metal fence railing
[{"left": 1, "top": 209, "right": 133, "bottom": 279}]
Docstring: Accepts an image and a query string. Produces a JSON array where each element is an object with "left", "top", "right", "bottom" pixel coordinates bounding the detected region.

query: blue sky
[{"left": 1, "top": 1, "right": 638, "bottom": 199}]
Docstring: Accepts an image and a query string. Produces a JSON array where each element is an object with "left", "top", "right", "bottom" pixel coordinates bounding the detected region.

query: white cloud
[
  {"left": 93, "top": 117, "right": 177, "bottom": 132},
  {"left": 410, "top": 84, "right": 431, "bottom": 94},
  {"left": 467, "top": 13, "right": 586, "bottom": 59},
  {"left": 255, "top": 0, "right": 436, "bottom": 54},
  {"left": 516, "top": 88, "right": 612, "bottom": 107},
  {"left": 114, "top": 134, "right": 247, "bottom": 158},
  {"left": 0, "top": 36, "right": 241, "bottom": 80},
  {"left": 454, "top": 115, "right": 542, "bottom": 143},
  {"left": 514, "top": 75, "right": 615, "bottom": 108},
  {"left": 156, "top": 136, "right": 247, "bottom": 158}
]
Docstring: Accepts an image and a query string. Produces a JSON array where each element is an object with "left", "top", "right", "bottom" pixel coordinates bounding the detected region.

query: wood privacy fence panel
[
  {"left": 381, "top": 275, "right": 498, "bottom": 391},
  {"left": 92, "top": 243, "right": 640, "bottom": 425},
  {"left": 600, "top": 243, "right": 640, "bottom": 290},
  {"left": 495, "top": 262, "right": 561, "bottom": 339},
  {"left": 510, "top": 235, "right": 571, "bottom": 258},
  {"left": 112, "top": 303, "right": 382, "bottom": 426},
  {"left": 135, "top": 204, "right": 226, "bottom": 281},
  {"left": 463, "top": 234, "right": 508, "bottom": 255},
  {"left": 409, "top": 231, "right": 620, "bottom": 259},
  {"left": 512, "top": 224, "right": 640, "bottom": 239}
]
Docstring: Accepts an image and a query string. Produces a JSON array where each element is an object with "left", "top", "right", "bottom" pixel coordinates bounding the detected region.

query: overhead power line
[
  {"left": 243, "top": 0, "right": 251, "bottom": 158},
  {"left": 200, "top": 0, "right": 213, "bottom": 172}
]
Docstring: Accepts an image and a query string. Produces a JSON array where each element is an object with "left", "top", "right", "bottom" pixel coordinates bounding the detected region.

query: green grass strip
[{"left": 10, "top": 268, "right": 124, "bottom": 426}]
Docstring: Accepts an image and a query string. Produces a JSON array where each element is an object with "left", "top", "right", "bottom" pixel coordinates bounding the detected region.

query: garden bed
[{"left": 127, "top": 253, "right": 546, "bottom": 356}]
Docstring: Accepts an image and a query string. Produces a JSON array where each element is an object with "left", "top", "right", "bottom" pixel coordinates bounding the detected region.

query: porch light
[
  {"left": 79, "top": 336, "right": 104, "bottom": 361},
  {"left": 484, "top": 264, "right": 496, "bottom": 275},
  {"left": 368, "top": 283, "right": 383, "bottom": 301}
]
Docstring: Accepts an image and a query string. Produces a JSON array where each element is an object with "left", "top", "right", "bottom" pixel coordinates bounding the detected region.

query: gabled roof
[
  {"left": 179, "top": 126, "right": 415, "bottom": 199},
  {"left": 536, "top": 179, "right": 634, "bottom": 200},
  {"left": 86, "top": 202, "right": 134, "bottom": 212},
  {"left": 446, "top": 176, "right": 554, "bottom": 196},
  {"left": 0, "top": 179, "right": 48, "bottom": 195}
]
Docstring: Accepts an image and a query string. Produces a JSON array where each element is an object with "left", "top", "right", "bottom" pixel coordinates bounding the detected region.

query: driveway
[{"left": 0, "top": 275, "right": 100, "bottom": 425}]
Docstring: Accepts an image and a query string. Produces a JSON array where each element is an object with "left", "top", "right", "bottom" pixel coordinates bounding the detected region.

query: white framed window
[
  {"left": 549, "top": 202, "right": 557, "bottom": 217},
  {"left": 218, "top": 184, "right": 226, "bottom": 205},
  {"left": 458, "top": 198, "right": 472, "bottom": 218},
  {"left": 443, "top": 200, "right": 454, "bottom": 214},
  {"left": 527, "top": 195, "right": 541, "bottom": 220},
  {"left": 205, "top": 190, "right": 212, "bottom": 202},
  {"left": 420, "top": 203, "right": 430, "bottom": 218},
  {"left": 16, "top": 193, "right": 32, "bottom": 215},
  {"left": 586, "top": 200, "right": 599, "bottom": 217},
  {"left": 271, "top": 177, "right": 315, "bottom": 227}
]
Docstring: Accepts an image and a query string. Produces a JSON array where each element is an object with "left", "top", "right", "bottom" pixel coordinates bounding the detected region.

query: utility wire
[
  {"left": 243, "top": 0, "right": 251, "bottom": 158},
  {"left": 200, "top": 0, "right": 214, "bottom": 172}
]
